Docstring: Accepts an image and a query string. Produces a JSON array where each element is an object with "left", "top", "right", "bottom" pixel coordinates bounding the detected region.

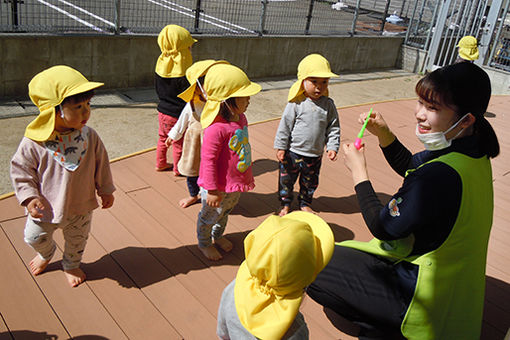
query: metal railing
[{"left": 0, "top": 0, "right": 412, "bottom": 36}]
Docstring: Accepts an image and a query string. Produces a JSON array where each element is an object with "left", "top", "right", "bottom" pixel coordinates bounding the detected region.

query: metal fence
[{"left": 0, "top": 0, "right": 411, "bottom": 36}]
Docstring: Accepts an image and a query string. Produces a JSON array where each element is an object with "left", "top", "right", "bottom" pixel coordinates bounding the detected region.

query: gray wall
[{"left": 0, "top": 35, "right": 404, "bottom": 99}]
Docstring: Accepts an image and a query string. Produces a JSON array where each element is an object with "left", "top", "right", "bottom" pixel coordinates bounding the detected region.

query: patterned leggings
[{"left": 278, "top": 150, "right": 322, "bottom": 208}]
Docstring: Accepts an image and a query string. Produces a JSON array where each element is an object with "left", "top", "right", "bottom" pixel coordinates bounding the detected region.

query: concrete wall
[
  {"left": 0, "top": 35, "right": 404, "bottom": 99},
  {"left": 401, "top": 45, "right": 428, "bottom": 74}
]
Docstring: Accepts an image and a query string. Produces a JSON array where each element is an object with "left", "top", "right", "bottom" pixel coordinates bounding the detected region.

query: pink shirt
[
  {"left": 10, "top": 127, "right": 115, "bottom": 223},
  {"left": 198, "top": 114, "right": 255, "bottom": 193}
]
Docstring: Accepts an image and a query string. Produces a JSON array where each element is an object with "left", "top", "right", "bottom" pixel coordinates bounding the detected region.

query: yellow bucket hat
[
  {"left": 155, "top": 25, "right": 197, "bottom": 78},
  {"left": 200, "top": 64, "right": 261, "bottom": 129},
  {"left": 177, "top": 59, "right": 230, "bottom": 103},
  {"left": 457, "top": 36, "right": 479, "bottom": 61},
  {"left": 288, "top": 54, "right": 339, "bottom": 102},
  {"left": 25, "top": 65, "right": 103, "bottom": 142},
  {"left": 234, "top": 211, "right": 334, "bottom": 340}
]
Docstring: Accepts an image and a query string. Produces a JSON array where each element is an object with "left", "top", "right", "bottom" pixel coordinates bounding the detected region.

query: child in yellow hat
[
  {"left": 196, "top": 63, "right": 261, "bottom": 260},
  {"left": 10, "top": 65, "right": 115, "bottom": 287},
  {"left": 217, "top": 211, "right": 334, "bottom": 340},
  {"left": 154, "top": 24, "right": 197, "bottom": 174},
  {"left": 165, "top": 59, "right": 229, "bottom": 208},
  {"left": 274, "top": 54, "right": 341, "bottom": 216}
]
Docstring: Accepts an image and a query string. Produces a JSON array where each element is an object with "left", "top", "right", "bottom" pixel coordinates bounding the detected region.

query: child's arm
[
  {"left": 274, "top": 103, "right": 296, "bottom": 160},
  {"left": 200, "top": 125, "right": 224, "bottom": 206},
  {"left": 325, "top": 101, "right": 341, "bottom": 161},
  {"left": 10, "top": 138, "right": 45, "bottom": 217},
  {"left": 166, "top": 103, "right": 193, "bottom": 147},
  {"left": 91, "top": 130, "right": 116, "bottom": 207}
]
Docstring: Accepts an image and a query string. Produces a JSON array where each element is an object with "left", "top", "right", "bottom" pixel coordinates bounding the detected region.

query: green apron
[{"left": 341, "top": 152, "right": 493, "bottom": 339}]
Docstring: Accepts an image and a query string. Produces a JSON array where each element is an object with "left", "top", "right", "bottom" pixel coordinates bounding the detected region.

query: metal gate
[{"left": 415, "top": 0, "right": 509, "bottom": 72}]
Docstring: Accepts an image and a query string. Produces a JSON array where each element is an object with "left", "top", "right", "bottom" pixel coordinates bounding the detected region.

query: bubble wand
[{"left": 354, "top": 108, "right": 373, "bottom": 150}]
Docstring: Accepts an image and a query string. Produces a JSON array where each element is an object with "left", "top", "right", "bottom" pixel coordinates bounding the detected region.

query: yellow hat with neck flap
[
  {"left": 25, "top": 65, "right": 103, "bottom": 142},
  {"left": 177, "top": 59, "right": 230, "bottom": 103},
  {"left": 155, "top": 24, "right": 197, "bottom": 78}
]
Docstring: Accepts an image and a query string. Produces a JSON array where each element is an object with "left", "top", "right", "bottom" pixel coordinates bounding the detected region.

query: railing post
[
  {"left": 259, "top": 0, "right": 268, "bottom": 36},
  {"left": 305, "top": 0, "right": 314, "bottom": 35},
  {"left": 10, "top": 0, "right": 19, "bottom": 31},
  {"left": 114, "top": 0, "right": 121, "bottom": 34},
  {"left": 380, "top": 0, "right": 391, "bottom": 33},
  {"left": 350, "top": 0, "right": 362, "bottom": 36},
  {"left": 193, "top": 0, "right": 202, "bottom": 33}
]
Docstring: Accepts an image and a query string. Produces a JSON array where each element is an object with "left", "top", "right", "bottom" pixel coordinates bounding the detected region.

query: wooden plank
[
  {"left": 0, "top": 224, "right": 69, "bottom": 339},
  {"left": 1, "top": 218, "right": 128, "bottom": 340},
  {"left": 109, "top": 161, "right": 150, "bottom": 193},
  {"left": 0, "top": 196, "right": 25, "bottom": 223}
]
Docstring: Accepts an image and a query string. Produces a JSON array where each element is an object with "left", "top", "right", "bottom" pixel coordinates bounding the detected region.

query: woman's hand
[
  {"left": 359, "top": 110, "right": 395, "bottom": 148},
  {"left": 206, "top": 190, "right": 223, "bottom": 207},
  {"left": 342, "top": 143, "right": 369, "bottom": 185}
]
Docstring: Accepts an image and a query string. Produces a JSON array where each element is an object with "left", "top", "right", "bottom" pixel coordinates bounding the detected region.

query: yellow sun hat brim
[
  {"left": 288, "top": 54, "right": 338, "bottom": 102},
  {"left": 234, "top": 211, "right": 334, "bottom": 340},
  {"left": 177, "top": 60, "right": 230, "bottom": 103},
  {"left": 155, "top": 25, "right": 197, "bottom": 78},
  {"left": 200, "top": 64, "right": 261, "bottom": 129},
  {"left": 25, "top": 65, "right": 103, "bottom": 142}
]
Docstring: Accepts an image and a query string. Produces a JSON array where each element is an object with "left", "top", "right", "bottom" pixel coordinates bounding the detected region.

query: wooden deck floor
[{"left": 1, "top": 98, "right": 509, "bottom": 340}]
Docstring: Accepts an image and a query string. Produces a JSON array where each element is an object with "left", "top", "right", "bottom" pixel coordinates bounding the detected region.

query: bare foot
[
  {"left": 29, "top": 255, "right": 50, "bottom": 276},
  {"left": 214, "top": 237, "right": 233, "bottom": 253},
  {"left": 179, "top": 196, "right": 199, "bottom": 208},
  {"left": 64, "top": 268, "right": 86, "bottom": 287},
  {"left": 278, "top": 205, "right": 290, "bottom": 217},
  {"left": 155, "top": 163, "right": 172, "bottom": 172},
  {"left": 300, "top": 206, "right": 315, "bottom": 214},
  {"left": 199, "top": 245, "right": 223, "bottom": 261}
]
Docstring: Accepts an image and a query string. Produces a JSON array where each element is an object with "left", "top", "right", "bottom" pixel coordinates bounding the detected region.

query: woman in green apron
[{"left": 307, "top": 62, "right": 499, "bottom": 339}]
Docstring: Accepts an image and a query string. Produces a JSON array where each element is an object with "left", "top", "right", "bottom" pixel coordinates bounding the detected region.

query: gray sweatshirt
[{"left": 274, "top": 96, "right": 340, "bottom": 157}]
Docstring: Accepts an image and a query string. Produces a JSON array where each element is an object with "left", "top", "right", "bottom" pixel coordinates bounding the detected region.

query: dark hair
[
  {"left": 415, "top": 63, "right": 499, "bottom": 158},
  {"left": 219, "top": 97, "right": 238, "bottom": 121},
  {"left": 62, "top": 90, "right": 95, "bottom": 105}
]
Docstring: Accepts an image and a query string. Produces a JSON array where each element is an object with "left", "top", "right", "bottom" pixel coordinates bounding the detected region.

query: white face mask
[{"left": 415, "top": 113, "right": 469, "bottom": 151}]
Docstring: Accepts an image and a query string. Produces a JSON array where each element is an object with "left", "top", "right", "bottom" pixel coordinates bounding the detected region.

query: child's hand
[
  {"left": 276, "top": 149, "right": 286, "bottom": 162},
  {"left": 100, "top": 194, "right": 115, "bottom": 209},
  {"left": 26, "top": 197, "right": 44, "bottom": 218},
  {"left": 165, "top": 137, "right": 173, "bottom": 148},
  {"left": 327, "top": 150, "right": 338, "bottom": 161},
  {"left": 206, "top": 190, "right": 223, "bottom": 207}
]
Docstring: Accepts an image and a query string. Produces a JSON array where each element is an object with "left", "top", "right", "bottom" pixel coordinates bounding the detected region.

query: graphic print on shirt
[
  {"left": 228, "top": 126, "right": 251, "bottom": 173},
  {"left": 388, "top": 197, "right": 403, "bottom": 217},
  {"left": 44, "top": 126, "right": 89, "bottom": 171}
]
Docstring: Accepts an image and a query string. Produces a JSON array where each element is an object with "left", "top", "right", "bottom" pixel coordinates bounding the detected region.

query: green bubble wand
[{"left": 354, "top": 108, "right": 373, "bottom": 150}]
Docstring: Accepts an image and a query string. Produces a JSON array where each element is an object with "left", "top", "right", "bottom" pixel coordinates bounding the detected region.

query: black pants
[{"left": 307, "top": 246, "right": 410, "bottom": 340}]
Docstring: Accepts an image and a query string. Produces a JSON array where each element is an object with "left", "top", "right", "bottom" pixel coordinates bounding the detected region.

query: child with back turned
[
  {"left": 154, "top": 24, "right": 197, "bottom": 174},
  {"left": 217, "top": 211, "right": 334, "bottom": 340},
  {"left": 10, "top": 65, "right": 115, "bottom": 287},
  {"left": 196, "top": 63, "right": 261, "bottom": 261},
  {"left": 165, "top": 60, "right": 229, "bottom": 208},
  {"left": 274, "top": 54, "right": 341, "bottom": 216}
]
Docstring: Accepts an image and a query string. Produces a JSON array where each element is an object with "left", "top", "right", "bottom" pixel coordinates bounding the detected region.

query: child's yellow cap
[
  {"left": 457, "top": 36, "right": 479, "bottom": 61},
  {"left": 155, "top": 25, "right": 197, "bottom": 78},
  {"left": 200, "top": 64, "right": 261, "bottom": 129},
  {"left": 288, "top": 54, "right": 339, "bottom": 102},
  {"left": 177, "top": 59, "right": 230, "bottom": 103},
  {"left": 234, "top": 211, "right": 334, "bottom": 340},
  {"left": 25, "top": 65, "right": 103, "bottom": 142}
]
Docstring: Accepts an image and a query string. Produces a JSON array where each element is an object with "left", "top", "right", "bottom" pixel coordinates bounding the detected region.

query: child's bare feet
[
  {"left": 300, "top": 206, "right": 315, "bottom": 214},
  {"left": 278, "top": 205, "right": 290, "bottom": 217},
  {"left": 214, "top": 237, "right": 233, "bottom": 253},
  {"left": 179, "top": 195, "right": 199, "bottom": 208},
  {"left": 64, "top": 268, "right": 86, "bottom": 287},
  {"left": 199, "top": 245, "right": 223, "bottom": 261},
  {"left": 155, "top": 163, "right": 172, "bottom": 171},
  {"left": 29, "top": 255, "right": 50, "bottom": 276}
]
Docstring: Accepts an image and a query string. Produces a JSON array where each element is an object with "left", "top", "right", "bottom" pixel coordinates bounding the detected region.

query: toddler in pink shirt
[{"left": 196, "top": 63, "right": 261, "bottom": 260}]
